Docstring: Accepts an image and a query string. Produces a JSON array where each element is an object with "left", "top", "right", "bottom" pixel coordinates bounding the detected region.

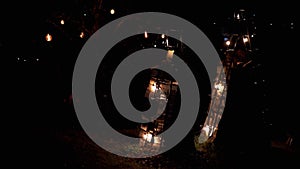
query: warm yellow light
[
  {"left": 110, "top": 9, "right": 115, "bottom": 15},
  {"left": 143, "top": 133, "right": 152, "bottom": 142},
  {"left": 45, "top": 33, "right": 52, "bottom": 42},
  {"left": 161, "top": 34, "right": 165, "bottom": 39},
  {"left": 167, "top": 50, "right": 174, "bottom": 59},
  {"left": 225, "top": 40, "right": 230, "bottom": 46},
  {"left": 144, "top": 31, "right": 148, "bottom": 38},
  {"left": 202, "top": 125, "right": 210, "bottom": 137},
  {"left": 215, "top": 83, "right": 224, "bottom": 95},
  {"left": 80, "top": 32, "right": 84, "bottom": 38},
  {"left": 60, "top": 19, "right": 65, "bottom": 25},
  {"left": 243, "top": 37, "right": 249, "bottom": 43},
  {"left": 150, "top": 83, "right": 156, "bottom": 92},
  {"left": 153, "top": 136, "right": 161, "bottom": 144}
]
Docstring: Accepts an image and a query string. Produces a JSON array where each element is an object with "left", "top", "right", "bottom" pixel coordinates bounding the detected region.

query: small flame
[
  {"left": 45, "top": 33, "right": 52, "bottom": 42},
  {"left": 80, "top": 32, "right": 84, "bottom": 38}
]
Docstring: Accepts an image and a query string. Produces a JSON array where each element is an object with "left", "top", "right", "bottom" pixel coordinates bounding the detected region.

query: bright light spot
[
  {"left": 213, "top": 22, "right": 216, "bottom": 25},
  {"left": 167, "top": 50, "right": 174, "bottom": 59},
  {"left": 202, "top": 125, "right": 210, "bottom": 137},
  {"left": 166, "top": 38, "right": 169, "bottom": 46},
  {"left": 143, "top": 133, "right": 152, "bottom": 142},
  {"left": 60, "top": 19, "right": 65, "bottom": 25},
  {"left": 291, "top": 22, "right": 294, "bottom": 25},
  {"left": 243, "top": 37, "right": 249, "bottom": 43},
  {"left": 45, "top": 33, "right": 52, "bottom": 42},
  {"left": 79, "top": 32, "right": 85, "bottom": 38},
  {"left": 144, "top": 31, "right": 148, "bottom": 38},
  {"left": 142, "top": 133, "right": 147, "bottom": 140},
  {"left": 254, "top": 81, "right": 258, "bottom": 85},
  {"left": 172, "top": 81, "right": 179, "bottom": 85},
  {"left": 215, "top": 83, "right": 224, "bottom": 91},
  {"left": 225, "top": 40, "right": 230, "bottom": 46},
  {"left": 150, "top": 83, "right": 156, "bottom": 92},
  {"left": 153, "top": 136, "right": 161, "bottom": 144},
  {"left": 215, "top": 82, "right": 225, "bottom": 95},
  {"left": 110, "top": 9, "right": 115, "bottom": 15},
  {"left": 161, "top": 34, "right": 165, "bottom": 39},
  {"left": 269, "top": 23, "right": 272, "bottom": 26},
  {"left": 17, "top": 57, "right": 20, "bottom": 60},
  {"left": 236, "top": 14, "right": 240, "bottom": 20},
  {"left": 251, "top": 34, "right": 254, "bottom": 38},
  {"left": 140, "top": 125, "right": 147, "bottom": 131},
  {"left": 83, "top": 13, "right": 87, "bottom": 16},
  {"left": 154, "top": 44, "right": 156, "bottom": 47},
  {"left": 23, "top": 59, "right": 26, "bottom": 62},
  {"left": 36, "top": 58, "right": 39, "bottom": 61}
]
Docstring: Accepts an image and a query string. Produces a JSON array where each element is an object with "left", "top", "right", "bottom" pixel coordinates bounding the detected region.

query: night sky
[{"left": 6, "top": 0, "right": 299, "bottom": 168}]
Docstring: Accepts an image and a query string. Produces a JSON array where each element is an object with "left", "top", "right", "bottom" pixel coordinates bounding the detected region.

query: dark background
[
  {"left": 4, "top": 0, "right": 299, "bottom": 168},
  {"left": 8, "top": 0, "right": 297, "bottom": 135}
]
